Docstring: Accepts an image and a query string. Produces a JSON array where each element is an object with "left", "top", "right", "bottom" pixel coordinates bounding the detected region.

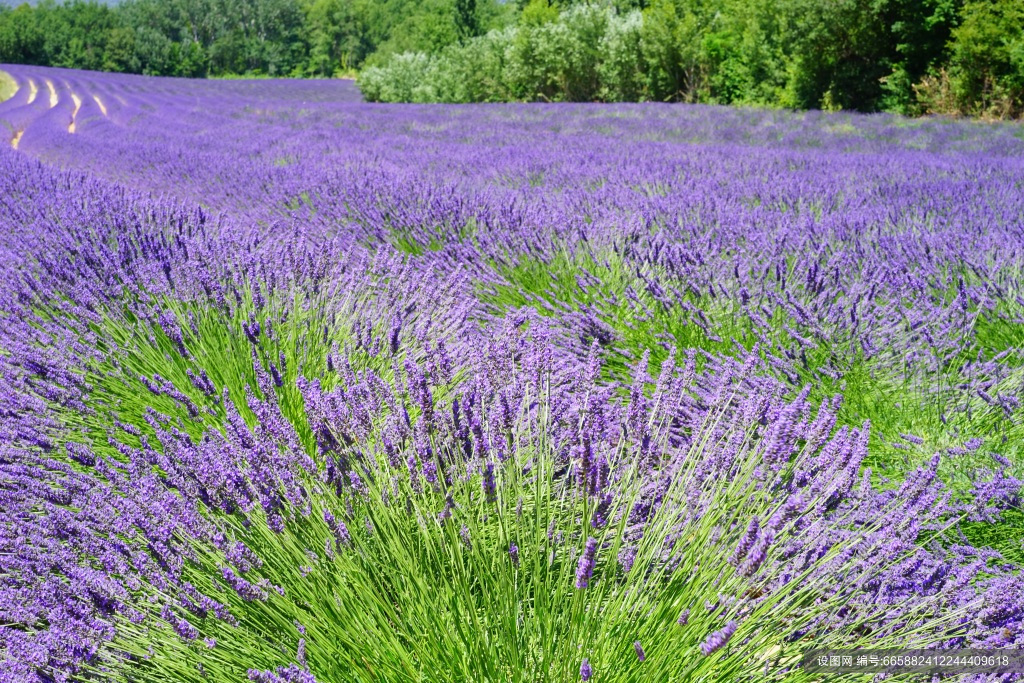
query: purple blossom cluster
[{"left": 0, "top": 65, "right": 1022, "bottom": 681}]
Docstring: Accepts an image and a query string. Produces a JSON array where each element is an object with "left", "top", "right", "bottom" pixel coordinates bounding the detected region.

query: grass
[{"left": 0, "top": 70, "right": 18, "bottom": 103}]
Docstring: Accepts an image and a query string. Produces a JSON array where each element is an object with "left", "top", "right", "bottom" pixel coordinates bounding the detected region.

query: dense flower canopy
[{"left": 0, "top": 66, "right": 1022, "bottom": 682}]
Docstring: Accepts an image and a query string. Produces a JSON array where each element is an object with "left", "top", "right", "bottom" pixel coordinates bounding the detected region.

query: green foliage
[
  {"left": 353, "top": 0, "right": 798, "bottom": 105},
  {"left": 455, "top": 0, "right": 481, "bottom": 40},
  {"left": 0, "top": 68, "right": 16, "bottom": 101},
  {"left": 0, "top": 0, "right": 511, "bottom": 79},
  {"left": 359, "top": 52, "right": 441, "bottom": 103},
  {"left": 945, "top": 0, "right": 1024, "bottom": 118},
  {"left": 598, "top": 8, "right": 645, "bottom": 101},
  {"left": 364, "top": 5, "right": 624, "bottom": 103},
  {"left": 0, "top": 0, "right": 123, "bottom": 72},
  {"left": 359, "top": 0, "right": 1023, "bottom": 119}
]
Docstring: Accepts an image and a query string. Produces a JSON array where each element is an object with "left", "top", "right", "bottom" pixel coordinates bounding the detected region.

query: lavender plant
[{"left": 0, "top": 65, "right": 1022, "bottom": 682}]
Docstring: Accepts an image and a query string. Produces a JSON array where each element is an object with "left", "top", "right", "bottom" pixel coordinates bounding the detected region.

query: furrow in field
[
  {"left": 11, "top": 130, "right": 23, "bottom": 149},
  {"left": 93, "top": 94, "right": 108, "bottom": 116},
  {"left": 69, "top": 93, "right": 82, "bottom": 133},
  {"left": 46, "top": 79, "right": 57, "bottom": 108},
  {"left": 27, "top": 79, "right": 37, "bottom": 104}
]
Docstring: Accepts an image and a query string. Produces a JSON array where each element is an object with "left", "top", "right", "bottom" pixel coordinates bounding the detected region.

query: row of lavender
[{"left": 1, "top": 66, "right": 1022, "bottom": 682}]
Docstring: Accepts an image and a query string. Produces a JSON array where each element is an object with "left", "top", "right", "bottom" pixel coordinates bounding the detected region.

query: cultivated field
[{"left": 1, "top": 66, "right": 1023, "bottom": 682}]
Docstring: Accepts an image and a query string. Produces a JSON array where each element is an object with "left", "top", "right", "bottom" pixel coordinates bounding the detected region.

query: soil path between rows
[{"left": 69, "top": 92, "right": 81, "bottom": 133}]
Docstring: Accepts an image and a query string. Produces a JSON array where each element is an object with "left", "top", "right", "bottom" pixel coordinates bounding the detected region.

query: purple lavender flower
[
  {"left": 739, "top": 531, "right": 773, "bottom": 577},
  {"left": 700, "top": 621, "right": 738, "bottom": 656},
  {"left": 4, "top": 63, "right": 1024, "bottom": 682},
  {"left": 730, "top": 518, "right": 759, "bottom": 566},
  {"left": 348, "top": 470, "right": 368, "bottom": 496},
  {"left": 482, "top": 460, "right": 496, "bottom": 501},
  {"left": 335, "top": 520, "right": 352, "bottom": 547},
  {"left": 580, "top": 658, "right": 592, "bottom": 680},
  {"left": 618, "top": 545, "right": 637, "bottom": 573},
  {"left": 576, "top": 537, "right": 598, "bottom": 589},
  {"left": 768, "top": 493, "right": 803, "bottom": 532}
]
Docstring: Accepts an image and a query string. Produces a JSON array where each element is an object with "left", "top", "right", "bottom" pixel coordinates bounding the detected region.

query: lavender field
[{"left": 1, "top": 65, "right": 1023, "bottom": 682}]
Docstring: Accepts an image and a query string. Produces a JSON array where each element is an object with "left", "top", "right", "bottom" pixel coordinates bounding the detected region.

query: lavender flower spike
[
  {"left": 700, "top": 621, "right": 738, "bottom": 656},
  {"left": 576, "top": 537, "right": 598, "bottom": 589}
]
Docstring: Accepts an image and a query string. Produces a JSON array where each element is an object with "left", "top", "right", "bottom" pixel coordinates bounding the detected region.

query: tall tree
[{"left": 455, "top": 0, "right": 480, "bottom": 40}]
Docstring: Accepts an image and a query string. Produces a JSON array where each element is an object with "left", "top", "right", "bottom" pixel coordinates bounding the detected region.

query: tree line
[
  {"left": 0, "top": 0, "right": 1021, "bottom": 117},
  {"left": 0, "top": 0, "right": 514, "bottom": 78},
  {"left": 362, "top": 0, "right": 1024, "bottom": 118}
]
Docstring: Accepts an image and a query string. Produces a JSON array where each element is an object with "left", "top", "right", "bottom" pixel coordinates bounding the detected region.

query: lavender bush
[{"left": 0, "top": 65, "right": 1022, "bottom": 682}]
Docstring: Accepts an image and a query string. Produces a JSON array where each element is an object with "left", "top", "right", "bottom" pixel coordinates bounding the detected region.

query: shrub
[
  {"left": 359, "top": 52, "right": 439, "bottom": 103},
  {"left": 598, "top": 10, "right": 646, "bottom": 102}
]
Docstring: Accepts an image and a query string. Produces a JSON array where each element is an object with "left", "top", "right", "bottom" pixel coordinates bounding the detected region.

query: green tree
[
  {"left": 302, "top": 0, "right": 368, "bottom": 75},
  {"left": 946, "top": 0, "right": 1024, "bottom": 116},
  {"left": 778, "top": 0, "right": 895, "bottom": 111},
  {"left": 880, "top": 0, "right": 960, "bottom": 112},
  {"left": 0, "top": 5, "right": 47, "bottom": 65},
  {"left": 455, "top": 0, "right": 481, "bottom": 40},
  {"left": 102, "top": 26, "right": 138, "bottom": 72},
  {"left": 639, "top": 0, "right": 708, "bottom": 102}
]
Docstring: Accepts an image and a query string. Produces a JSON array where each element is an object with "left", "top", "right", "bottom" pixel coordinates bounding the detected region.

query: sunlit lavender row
[{"left": 1, "top": 66, "right": 1022, "bottom": 682}]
